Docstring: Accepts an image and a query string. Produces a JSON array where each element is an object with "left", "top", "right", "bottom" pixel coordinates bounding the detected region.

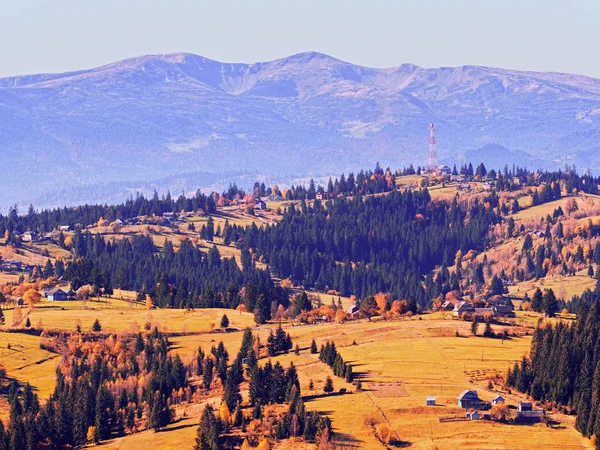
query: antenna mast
[{"left": 428, "top": 122, "right": 438, "bottom": 171}]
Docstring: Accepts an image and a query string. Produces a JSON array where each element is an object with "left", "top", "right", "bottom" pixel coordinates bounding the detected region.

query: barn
[{"left": 458, "top": 390, "right": 481, "bottom": 409}]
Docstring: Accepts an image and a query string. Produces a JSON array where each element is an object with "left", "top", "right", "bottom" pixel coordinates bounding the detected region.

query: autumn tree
[{"left": 23, "top": 288, "right": 41, "bottom": 307}]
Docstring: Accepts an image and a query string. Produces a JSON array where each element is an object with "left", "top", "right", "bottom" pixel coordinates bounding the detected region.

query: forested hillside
[
  {"left": 243, "top": 190, "right": 498, "bottom": 309},
  {"left": 508, "top": 285, "right": 600, "bottom": 440}
]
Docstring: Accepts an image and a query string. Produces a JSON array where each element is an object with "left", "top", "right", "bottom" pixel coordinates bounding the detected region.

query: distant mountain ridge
[{"left": 2, "top": 51, "right": 600, "bottom": 210}]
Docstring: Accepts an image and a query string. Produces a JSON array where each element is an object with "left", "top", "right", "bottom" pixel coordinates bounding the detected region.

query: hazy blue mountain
[{"left": 2, "top": 51, "right": 600, "bottom": 210}]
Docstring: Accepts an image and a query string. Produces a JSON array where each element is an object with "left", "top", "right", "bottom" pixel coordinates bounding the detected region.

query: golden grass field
[
  {"left": 508, "top": 269, "right": 597, "bottom": 302},
  {"left": 1, "top": 297, "right": 590, "bottom": 449},
  {"left": 0, "top": 332, "right": 58, "bottom": 408},
  {"left": 3, "top": 300, "right": 256, "bottom": 335},
  {"left": 514, "top": 194, "right": 600, "bottom": 222}
]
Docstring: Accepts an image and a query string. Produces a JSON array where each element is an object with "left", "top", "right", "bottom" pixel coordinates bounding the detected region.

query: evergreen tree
[
  {"left": 323, "top": 377, "right": 334, "bottom": 394},
  {"left": 193, "top": 405, "right": 221, "bottom": 450},
  {"left": 220, "top": 314, "right": 229, "bottom": 329}
]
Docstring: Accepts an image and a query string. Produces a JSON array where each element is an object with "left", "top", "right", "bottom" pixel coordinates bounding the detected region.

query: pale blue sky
[{"left": 1, "top": 0, "right": 599, "bottom": 78}]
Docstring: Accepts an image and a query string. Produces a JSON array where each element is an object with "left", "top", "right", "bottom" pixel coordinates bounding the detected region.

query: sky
[{"left": 1, "top": 0, "right": 600, "bottom": 78}]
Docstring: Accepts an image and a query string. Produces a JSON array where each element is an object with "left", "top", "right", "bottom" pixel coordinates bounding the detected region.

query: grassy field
[
  {"left": 0, "top": 332, "right": 58, "bottom": 402},
  {"left": 3, "top": 300, "right": 256, "bottom": 335},
  {"left": 89, "top": 315, "right": 593, "bottom": 449},
  {"left": 513, "top": 195, "right": 600, "bottom": 222},
  {"left": 508, "top": 269, "right": 597, "bottom": 302}
]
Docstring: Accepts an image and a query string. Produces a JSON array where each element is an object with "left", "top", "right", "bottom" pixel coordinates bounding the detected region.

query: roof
[
  {"left": 518, "top": 410, "right": 544, "bottom": 418},
  {"left": 474, "top": 307, "right": 495, "bottom": 315},
  {"left": 47, "top": 286, "right": 67, "bottom": 296},
  {"left": 454, "top": 301, "right": 474, "bottom": 311},
  {"left": 458, "top": 390, "right": 479, "bottom": 401},
  {"left": 426, "top": 396, "right": 436, "bottom": 401},
  {"left": 492, "top": 394, "right": 504, "bottom": 401},
  {"left": 347, "top": 305, "right": 359, "bottom": 314}
]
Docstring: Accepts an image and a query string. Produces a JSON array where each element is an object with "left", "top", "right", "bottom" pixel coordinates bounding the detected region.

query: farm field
[{"left": 9, "top": 305, "right": 584, "bottom": 450}]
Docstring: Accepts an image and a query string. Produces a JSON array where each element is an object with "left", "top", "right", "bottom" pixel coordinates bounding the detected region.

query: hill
[{"left": 2, "top": 52, "right": 600, "bottom": 209}]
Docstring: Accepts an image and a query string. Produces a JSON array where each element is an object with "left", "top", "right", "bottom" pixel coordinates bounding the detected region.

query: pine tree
[
  {"left": 310, "top": 339, "right": 318, "bottom": 354},
  {"left": 220, "top": 314, "right": 229, "bottom": 329},
  {"left": 542, "top": 289, "right": 558, "bottom": 317},
  {"left": 193, "top": 405, "right": 221, "bottom": 450},
  {"left": 531, "top": 288, "right": 543, "bottom": 312},
  {"left": 323, "top": 376, "right": 334, "bottom": 393}
]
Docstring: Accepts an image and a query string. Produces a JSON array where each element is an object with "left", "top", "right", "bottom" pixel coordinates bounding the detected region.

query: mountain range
[{"left": 2, "top": 51, "right": 600, "bottom": 210}]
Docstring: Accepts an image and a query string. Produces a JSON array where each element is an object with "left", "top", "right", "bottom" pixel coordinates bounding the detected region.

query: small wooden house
[
  {"left": 458, "top": 390, "right": 481, "bottom": 409},
  {"left": 491, "top": 395, "right": 505, "bottom": 405},
  {"left": 47, "top": 287, "right": 68, "bottom": 301},
  {"left": 466, "top": 410, "right": 481, "bottom": 420},
  {"left": 426, "top": 397, "right": 436, "bottom": 406},
  {"left": 438, "top": 165, "right": 452, "bottom": 175},
  {"left": 453, "top": 301, "right": 475, "bottom": 317},
  {"left": 347, "top": 304, "right": 360, "bottom": 317}
]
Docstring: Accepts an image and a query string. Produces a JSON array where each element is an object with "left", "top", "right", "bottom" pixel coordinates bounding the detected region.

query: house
[
  {"left": 466, "top": 410, "right": 481, "bottom": 420},
  {"left": 474, "top": 307, "right": 495, "bottom": 317},
  {"left": 438, "top": 165, "right": 452, "bottom": 175},
  {"left": 441, "top": 300, "right": 454, "bottom": 311},
  {"left": 21, "top": 231, "right": 39, "bottom": 242},
  {"left": 458, "top": 390, "right": 481, "bottom": 409},
  {"left": 347, "top": 304, "right": 360, "bottom": 317},
  {"left": 491, "top": 395, "right": 505, "bottom": 405},
  {"left": 512, "top": 177, "right": 521, "bottom": 186},
  {"left": 113, "top": 218, "right": 125, "bottom": 226},
  {"left": 1, "top": 260, "right": 22, "bottom": 272},
  {"left": 453, "top": 301, "right": 475, "bottom": 317},
  {"left": 316, "top": 192, "right": 324, "bottom": 201},
  {"left": 517, "top": 410, "right": 544, "bottom": 422},
  {"left": 517, "top": 402, "right": 544, "bottom": 422},
  {"left": 255, "top": 199, "right": 267, "bottom": 210},
  {"left": 518, "top": 402, "right": 532, "bottom": 412},
  {"left": 426, "top": 396, "right": 436, "bottom": 406},
  {"left": 458, "top": 183, "right": 471, "bottom": 191},
  {"left": 59, "top": 225, "right": 70, "bottom": 232},
  {"left": 494, "top": 305, "right": 516, "bottom": 318},
  {"left": 47, "top": 287, "right": 68, "bottom": 301}
]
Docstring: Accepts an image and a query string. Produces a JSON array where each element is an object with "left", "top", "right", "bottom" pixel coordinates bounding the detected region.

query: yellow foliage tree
[
  {"left": 23, "top": 288, "right": 41, "bottom": 307},
  {"left": 219, "top": 401, "right": 231, "bottom": 424},
  {"left": 256, "top": 438, "right": 271, "bottom": 450},
  {"left": 12, "top": 306, "right": 23, "bottom": 327},
  {"left": 374, "top": 292, "right": 388, "bottom": 313}
]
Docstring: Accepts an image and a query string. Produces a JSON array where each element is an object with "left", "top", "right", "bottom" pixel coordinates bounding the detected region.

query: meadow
[{"left": 1, "top": 298, "right": 591, "bottom": 449}]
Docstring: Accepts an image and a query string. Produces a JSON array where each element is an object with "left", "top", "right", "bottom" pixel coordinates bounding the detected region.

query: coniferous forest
[
  {"left": 507, "top": 284, "right": 600, "bottom": 441},
  {"left": 242, "top": 190, "right": 498, "bottom": 309}
]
